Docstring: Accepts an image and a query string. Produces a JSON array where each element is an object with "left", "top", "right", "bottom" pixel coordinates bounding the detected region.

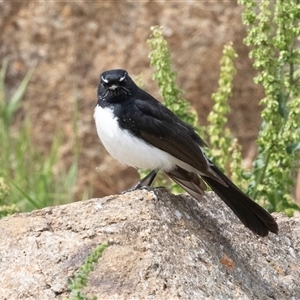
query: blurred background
[{"left": 0, "top": 1, "right": 273, "bottom": 208}]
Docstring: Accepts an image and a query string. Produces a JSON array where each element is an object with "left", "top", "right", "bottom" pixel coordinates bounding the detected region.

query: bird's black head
[{"left": 97, "top": 69, "right": 135, "bottom": 104}]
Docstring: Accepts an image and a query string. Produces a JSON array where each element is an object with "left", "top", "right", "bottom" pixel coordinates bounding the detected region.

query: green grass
[{"left": 0, "top": 60, "right": 89, "bottom": 216}]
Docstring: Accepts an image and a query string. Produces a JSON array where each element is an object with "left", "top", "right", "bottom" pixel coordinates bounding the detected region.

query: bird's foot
[
  {"left": 120, "top": 169, "right": 159, "bottom": 195},
  {"left": 120, "top": 181, "right": 143, "bottom": 194}
]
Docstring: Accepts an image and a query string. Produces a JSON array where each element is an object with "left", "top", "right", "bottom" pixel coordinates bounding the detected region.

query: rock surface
[{"left": 0, "top": 189, "right": 299, "bottom": 299}]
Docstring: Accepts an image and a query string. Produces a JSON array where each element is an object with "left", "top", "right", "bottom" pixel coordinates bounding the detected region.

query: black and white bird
[{"left": 94, "top": 69, "right": 278, "bottom": 237}]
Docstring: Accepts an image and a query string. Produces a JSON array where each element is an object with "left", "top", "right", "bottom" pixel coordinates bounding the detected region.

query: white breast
[{"left": 94, "top": 105, "right": 177, "bottom": 171}]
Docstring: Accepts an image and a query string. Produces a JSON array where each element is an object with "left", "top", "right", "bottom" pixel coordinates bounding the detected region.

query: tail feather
[
  {"left": 166, "top": 167, "right": 207, "bottom": 201},
  {"left": 165, "top": 165, "right": 278, "bottom": 237},
  {"left": 202, "top": 164, "right": 278, "bottom": 237}
]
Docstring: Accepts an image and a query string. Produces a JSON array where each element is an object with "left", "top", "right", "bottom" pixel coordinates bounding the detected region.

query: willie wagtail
[{"left": 94, "top": 69, "right": 278, "bottom": 237}]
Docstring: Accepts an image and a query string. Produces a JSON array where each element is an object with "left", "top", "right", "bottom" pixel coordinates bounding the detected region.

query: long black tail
[
  {"left": 202, "top": 164, "right": 278, "bottom": 237},
  {"left": 166, "top": 165, "right": 278, "bottom": 237}
]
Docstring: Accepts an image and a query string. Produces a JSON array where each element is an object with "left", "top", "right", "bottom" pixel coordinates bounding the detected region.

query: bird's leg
[
  {"left": 121, "top": 169, "right": 158, "bottom": 194},
  {"left": 140, "top": 169, "right": 158, "bottom": 187}
]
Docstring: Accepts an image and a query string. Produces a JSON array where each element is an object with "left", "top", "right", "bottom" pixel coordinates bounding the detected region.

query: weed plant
[{"left": 65, "top": 242, "right": 108, "bottom": 300}]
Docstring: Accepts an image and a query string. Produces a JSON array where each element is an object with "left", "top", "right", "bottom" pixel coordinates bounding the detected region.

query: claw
[{"left": 121, "top": 169, "right": 158, "bottom": 194}]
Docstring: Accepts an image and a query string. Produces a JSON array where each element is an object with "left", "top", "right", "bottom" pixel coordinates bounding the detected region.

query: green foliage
[
  {"left": 207, "top": 44, "right": 234, "bottom": 164},
  {"left": 147, "top": 26, "right": 200, "bottom": 130},
  {"left": 239, "top": 0, "right": 300, "bottom": 214},
  {"left": 0, "top": 61, "right": 87, "bottom": 216},
  {"left": 207, "top": 43, "right": 248, "bottom": 187},
  {"left": 66, "top": 242, "right": 108, "bottom": 300},
  {"left": 0, "top": 175, "right": 19, "bottom": 218}
]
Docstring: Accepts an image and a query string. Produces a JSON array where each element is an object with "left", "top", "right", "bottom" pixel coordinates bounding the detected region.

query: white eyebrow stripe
[
  {"left": 119, "top": 73, "right": 127, "bottom": 82},
  {"left": 101, "top": 75, "right": 109, "bottom": 83}
]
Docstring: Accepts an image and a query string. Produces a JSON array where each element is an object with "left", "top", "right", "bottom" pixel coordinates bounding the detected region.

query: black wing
[{"left": 119, "top": 96, "right": 224, "bottom": 183}]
